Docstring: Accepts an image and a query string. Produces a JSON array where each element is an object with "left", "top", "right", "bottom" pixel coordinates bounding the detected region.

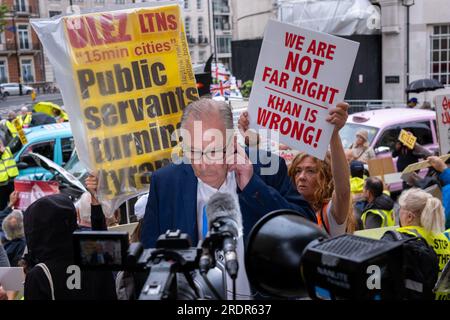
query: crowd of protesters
[{"left": 0, "top": 98, "right": 449, "bottom": 300}]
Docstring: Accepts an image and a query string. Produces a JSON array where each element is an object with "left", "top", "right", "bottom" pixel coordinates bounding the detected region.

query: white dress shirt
[{"left": 196, "top": 172, "right": 252, "bottom": 299}]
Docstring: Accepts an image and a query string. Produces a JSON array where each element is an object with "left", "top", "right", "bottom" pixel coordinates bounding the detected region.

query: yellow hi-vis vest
[
  {"left": 5, "top": 120, "right": 17, "bottom": 138},
  {"left": 19, "top": 113, "right": 32, "bottom": 128},
  {"left": 396, "top": 225, "right": 450, "bottom": 300},
  {"left": 0, "top": 147, "right": 19, "bottom": 183},
  {"left": 350, "top": 177, "right": 364, "bottom": 194},
  {"left": 361, "top": 208, "right": 395, "bottom": 228}
]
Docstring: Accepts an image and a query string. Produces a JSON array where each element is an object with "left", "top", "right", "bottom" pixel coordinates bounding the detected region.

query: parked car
[
  {"left": 0, "top": 83, "right": 34, "bottom": 96},
  {"left": 340, "top": 108, "right": 438, "bottom": 192},
  {"left": 8, "top": 122, "right": 74, "bottom": 178}
]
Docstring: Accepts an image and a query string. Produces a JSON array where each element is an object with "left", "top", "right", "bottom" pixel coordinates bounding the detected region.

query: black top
[{"left": 23, "top": 194, "right": 116, "bottom": 300}]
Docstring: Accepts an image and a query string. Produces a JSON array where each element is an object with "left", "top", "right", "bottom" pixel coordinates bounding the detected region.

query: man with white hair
[{"left": 1, "top": 210, "right": 26, "bottom": 267}]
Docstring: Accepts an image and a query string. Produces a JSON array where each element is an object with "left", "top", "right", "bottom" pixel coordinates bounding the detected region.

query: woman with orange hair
[
  {"left": 287, "top": 103, "right": 352, "bottom": 235},
  {"left": 288, "top": 148, "right": 353, "bottom": 235}
]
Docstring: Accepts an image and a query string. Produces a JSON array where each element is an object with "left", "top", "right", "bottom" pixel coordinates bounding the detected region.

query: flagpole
[{"left": 211, "top": 0, "right": 218, "bottom": 77}]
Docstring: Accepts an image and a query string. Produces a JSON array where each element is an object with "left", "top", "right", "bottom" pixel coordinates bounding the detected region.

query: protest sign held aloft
[
  {"left": 435, "top": 95, "right": 450, "bottom": 155},
  {"left": 31, "top": 2, "right": 198, "bottom": 211},
  {"left": 248, "top": 20, "right": 359, "bottom": 160}
]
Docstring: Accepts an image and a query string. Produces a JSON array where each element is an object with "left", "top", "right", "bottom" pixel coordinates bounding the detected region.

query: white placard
[
  {"left": 248, "top": 20, "right": 359, "bottom": 159},
  {"left": 435, "top": 95, "right": 450, "bottom": 155},
  {"left": 0, "top": 267, "right": 24, "bottom": 291}
]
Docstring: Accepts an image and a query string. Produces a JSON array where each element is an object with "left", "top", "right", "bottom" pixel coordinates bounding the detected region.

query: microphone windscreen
[{"left": 206, "top": 192, "right": 243, "bottom": 237}]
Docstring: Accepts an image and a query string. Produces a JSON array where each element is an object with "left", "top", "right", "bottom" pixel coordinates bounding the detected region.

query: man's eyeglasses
[{"left": 182, "top": 135, "right": 234, "bottom": 161}]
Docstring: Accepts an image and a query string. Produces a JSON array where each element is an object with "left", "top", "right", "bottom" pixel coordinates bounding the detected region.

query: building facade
[
  {"left": 231, "top": 0, "right": 275, "bottom": 41},
  {"left": 0, "top": 0, "right": 44, "bottom": 90},
  {"left": 378, "top": 0, "right": 450, "bottom": 104},
  {"left": 39, "top": 0, "right": 135, "bottom": 84},
  {"left": 182, "top": 0, "right": 232, "bottom": 67},
  {"left": 37, "top": 0, "right": 232, "bottom": 84}
]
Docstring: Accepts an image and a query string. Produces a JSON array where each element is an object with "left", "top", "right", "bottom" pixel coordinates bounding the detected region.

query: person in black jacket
[
  {"left": 23, "top": 175, "right": 116, "bottom": 300},
  {"left": 392, "top": 138, "right": 432, "bottom": 173},
  {"left": 361, "top": 177, "right": 395, "bottom": 229}
]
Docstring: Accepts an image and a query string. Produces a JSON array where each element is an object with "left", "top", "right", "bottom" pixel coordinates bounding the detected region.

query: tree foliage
[{"left": 0, "top": 4, "right": 8, "bottom": 34}]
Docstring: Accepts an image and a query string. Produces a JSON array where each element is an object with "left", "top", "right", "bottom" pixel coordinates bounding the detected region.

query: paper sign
[
  {"left": 14, "top": 180, "right": 59, "bottom": 211},
  {"left": 368, "top": 157, "right": 395, "bottom": 178},
  {"left": 402, "top": 153, "right": 450, "bottom": 174},
  {"left": 354, "top": 226, "right": 398, "bottom": 240},
  {"left": 0, "top": 267, "right": 25, "bottom": 291},
  {"left": 12, "top": 118, "right": 27, "bottom": 145},
  {"left": 32, "top": 3, "right": 199, "bottom": 210},
  {"left": 398, "top": 129, "right": 417, "bottom": 150},
  {"left": 435, "top": 95, "right": 450, "bottom": 154},
  {"left": 248, "top": 20, "right": 359, "bottom": 159},
  {"left": 108, "top": 222, "right": 139, "bottom": 235}
]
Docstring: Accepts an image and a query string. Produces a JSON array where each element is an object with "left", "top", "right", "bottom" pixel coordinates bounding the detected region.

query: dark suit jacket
[{"left": 141, "top": 153, "right": 315, "bottom": 248}]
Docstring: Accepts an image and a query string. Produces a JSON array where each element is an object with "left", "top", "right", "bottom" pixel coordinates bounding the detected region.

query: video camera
[{"left": 73, "top": 229, "right": 229, "bottom": 300}]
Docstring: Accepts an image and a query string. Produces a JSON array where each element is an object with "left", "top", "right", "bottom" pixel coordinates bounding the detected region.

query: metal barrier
[{"left": 346, "top": 100, "right": 406, "bottom": 114}]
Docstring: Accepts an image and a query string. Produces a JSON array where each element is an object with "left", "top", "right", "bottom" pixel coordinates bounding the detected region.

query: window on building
[
  {"left": 0, "top": 60, "right": 8, "bottom": 83},
  {"left": 95, "top": 0, "right": 105, "bottom": 3},
  {"left": 15, "top": 0, "right": 27, "bottom": 12},
  {"left": 217, "top": 36, "right": 231, "bottom": 54},
  {"left": 185, "top": 17, "right": 191, "bottom": 37},
  {"left": 213, "top": 0, "right": 229, "bottom": 14},
  {"left": 184, "top": 0, "right": 189, "bottom": 9},
  {"left": 197, "top": 0, "right": 202, "bottom": 10},
  {"left": 49, "top": 11, "right": 62, "bottom": 17},
  {"left": 222, "top": 17, "right": 230, "bottom": 30},
  {"left": 431, "top": 24, "right": 450, "bottom": 85},
  {"left": 115, "top": 0, "right": 125, "bottom": 4},
  {"left": 214, "top": 16, "right": 230, "bottom": 30},
  {"left": 198, "top": 17, "right": 203, "bottom": 37},
  {"left": 199, "top": 50, "right": 206, "bottom": 62},
  {"left": 18, "top": 25, "right": 30, "bottom": 50},
  {"left": 21, "top": 58, "right": 34, "bottom": 83}
]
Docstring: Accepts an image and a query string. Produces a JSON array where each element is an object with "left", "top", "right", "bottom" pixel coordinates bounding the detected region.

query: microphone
[{"left": 205, "top": 192, "right": 243, "bottom": 279}]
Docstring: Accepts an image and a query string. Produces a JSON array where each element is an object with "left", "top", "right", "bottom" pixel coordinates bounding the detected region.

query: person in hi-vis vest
[
  {"left": 384, "top": 188, "right": 450, "bottom": 300},
  {"left": 361, "top": 177, "right": 395, "bottom": 229},
  {"left": 18, "top": 107, "right": 32, "bottom": 128},
  {"left": 0, "top": 139, "right": 19, "bottom": 211}
]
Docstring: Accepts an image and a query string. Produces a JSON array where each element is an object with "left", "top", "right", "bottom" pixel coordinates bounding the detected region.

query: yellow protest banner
[
  {"left": 61, "top": 4, "right": 198, "bottom": 200},
  {"left": 12, "top": 118, "right": 27, "bottom": 145},
  {"left": 398, "top": 129, "right": 416, "bottom": 150}
]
